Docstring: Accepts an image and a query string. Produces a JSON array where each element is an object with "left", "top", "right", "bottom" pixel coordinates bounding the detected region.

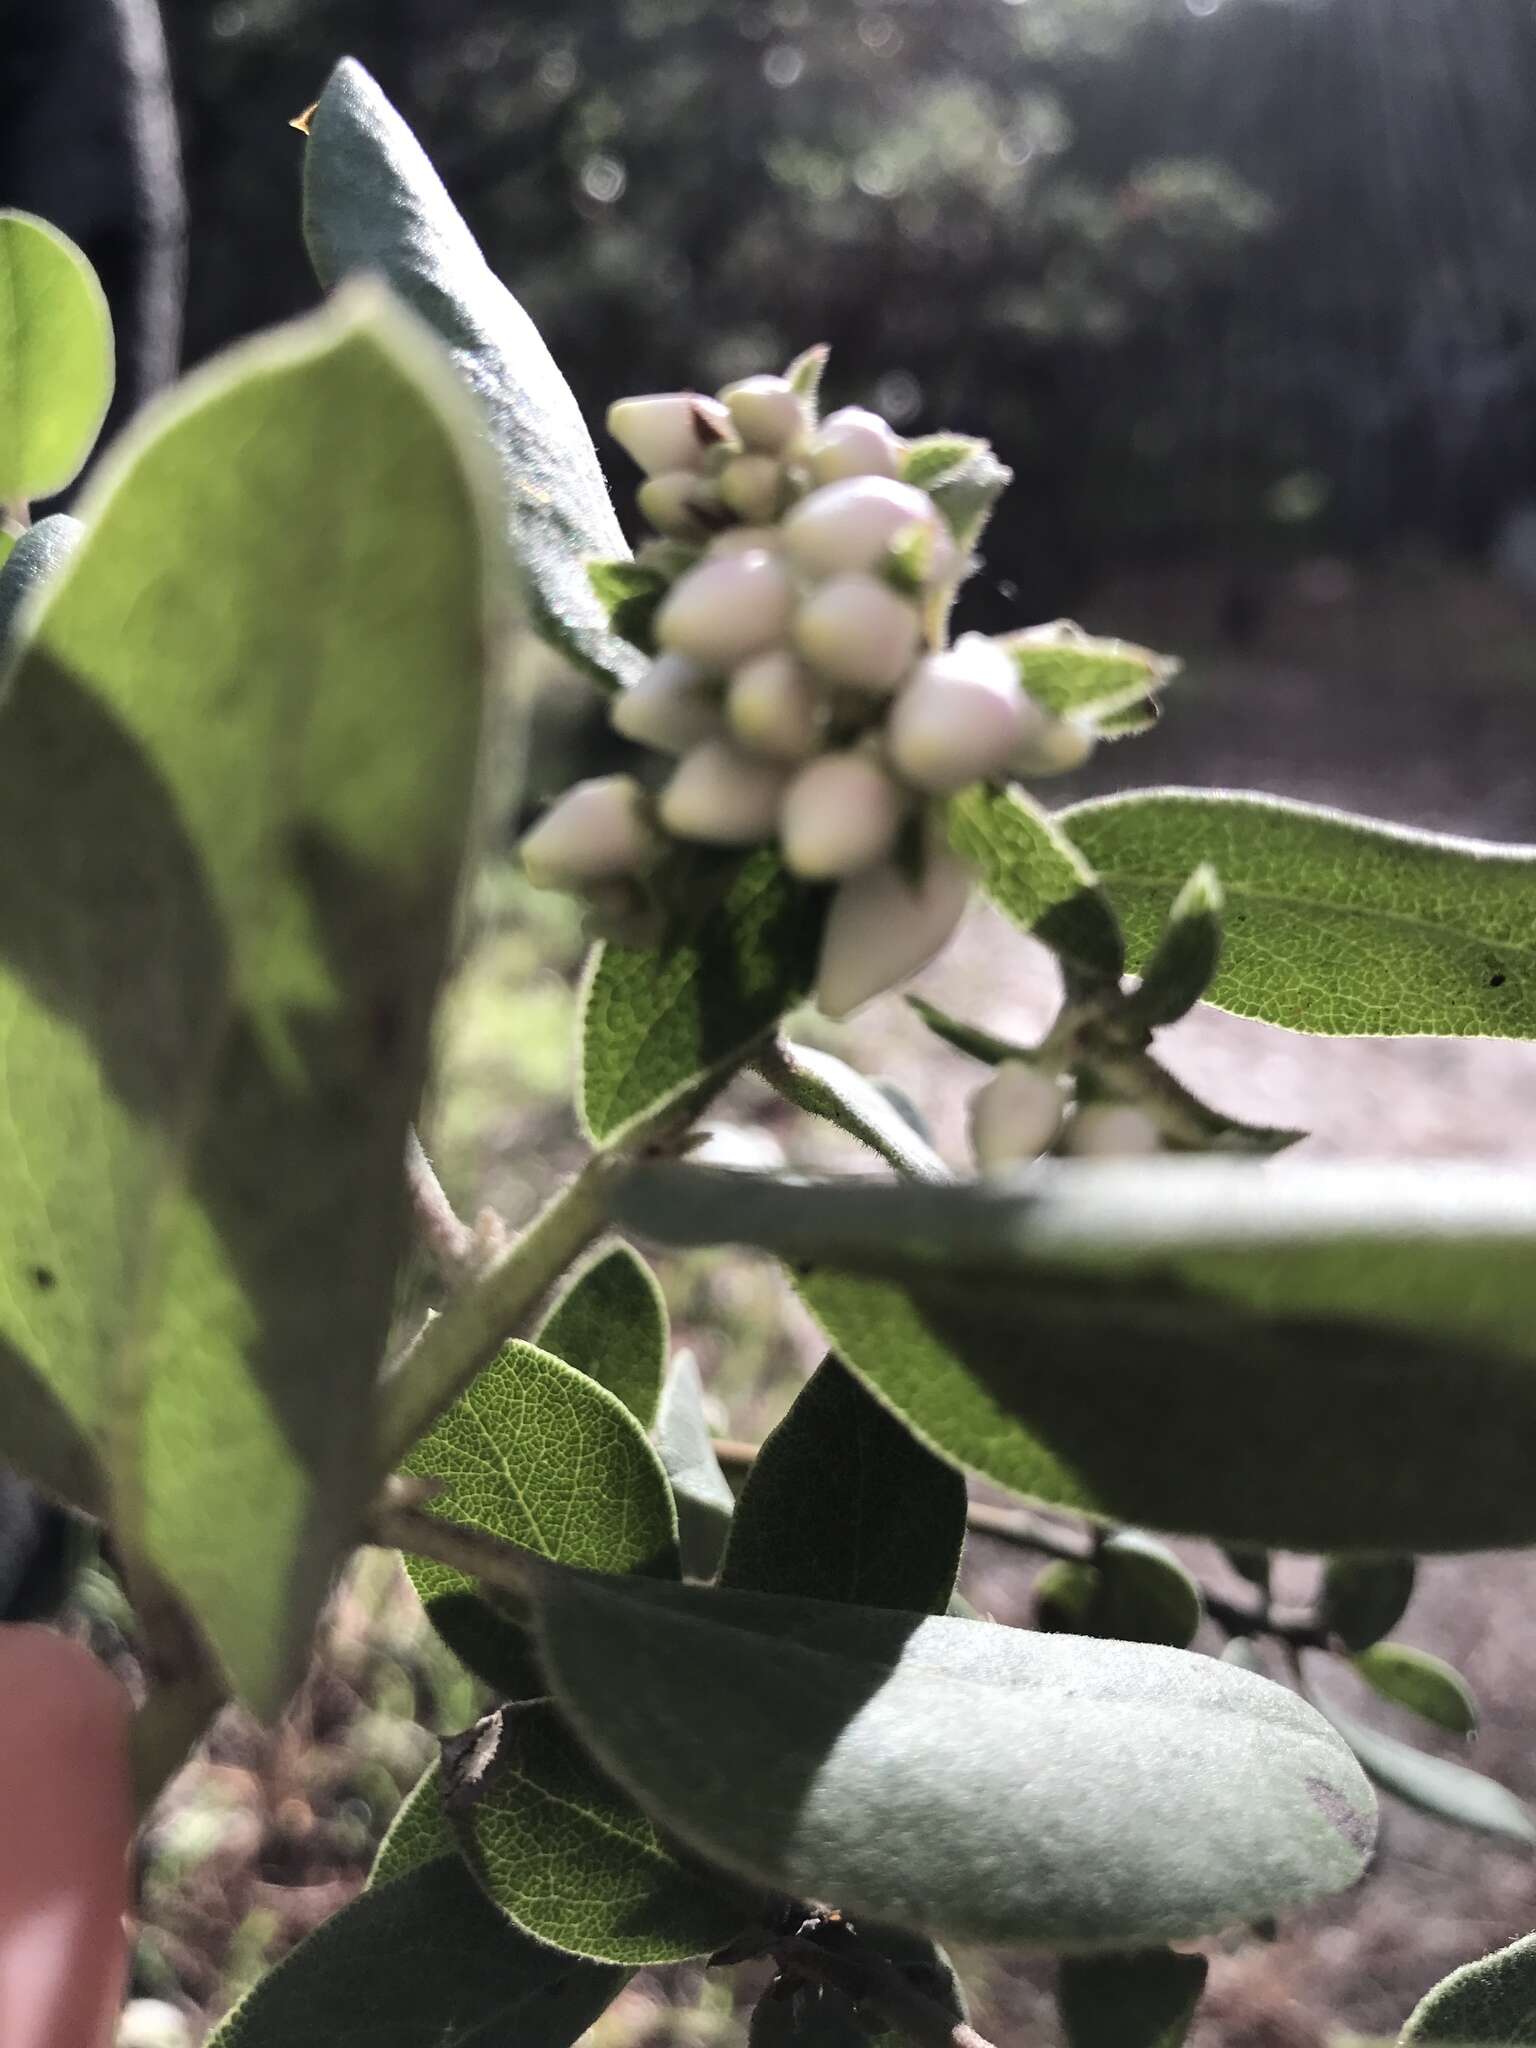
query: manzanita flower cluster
[{"left": 521, "top": 357, "right": 1097, "bottom": 1018}]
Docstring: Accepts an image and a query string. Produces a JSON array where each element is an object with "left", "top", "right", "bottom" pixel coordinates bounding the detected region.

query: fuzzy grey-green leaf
[
  {"left": 1404, "top": 1935, "right": 1536, "bottom": 2045},
  {"left": 0, "top": 514, "right": 80, "bottom": 660},
  {"left": 1318, "top": 1701, "right": 1536, "bottom": 1846},
  {"left": 654, "top": 1350, "right": 736, "bottom": 1580},
  {"left": 760, "top": 1040, "right": 950, "bottom": 1181}
]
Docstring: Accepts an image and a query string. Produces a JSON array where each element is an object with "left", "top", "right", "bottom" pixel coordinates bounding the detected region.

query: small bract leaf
[
  {"left": 1318, "top": 1700, "right": 1536, "bottom": 1846},
  {"left": 303, "top": 60, "right": 637, "bottom": 691},
  {"left": 948, "top": 785, "right": 1124, "bottom": 989},
  {"left": 760, "top": 1040, "right": 950, "bottom": 1182},
  {"left": 589, "top": 559, "right": 671, "bottom": 656},
  {"left": 1057, "top": 1949, "right": 1208, "bottom": 2048},
  {"left": 1403, "top": 1933, "right": 1536, "bottom": 2045},
  {"left": 0, "top": 514, "right": 81, "bottom": 659},
  {"left": 531, "top": 1570, "right": 1375, "bottom": 1947},
  {"left": 0, "top": 212, "right": 115, "bottom": 501},
  {"left": 998, "top": 622, "right": 1179, "bottom": 724},
  {"left": 1354, "top": 1644, "right": 1479, "bottom": 1736},
  {"left": 905, "top": 994, "right": 1030, "bottom": 1068},
  {"left": 720, "top": 1357, "right": 968, "bottom": 1614},
  {"left": 654, "top": 1351, "right": 736, "bottom": 1580},
  {"left": 1066, "top": 790, "right": 1536, "bottom": 1039},
  {"left": 1321, "top": 1556, "right": 1417, "bottom": 1652},
  {"left": 1121, "top": 865, "right": 1223, "bottom": 1031},
  {"left": 538, "top": 1244, "right": 669, "bottom": 1428}
]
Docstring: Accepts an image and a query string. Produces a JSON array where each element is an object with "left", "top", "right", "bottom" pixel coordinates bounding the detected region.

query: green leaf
[
  {"left": 1403, "top": 1934, "right": 1536, "bottom": 2045},
  {"left": 999, "top": 621, "right": 1180, "bottom": 725},
  {"left": 654, "top": 1350, "right": 736, "bottom": 1580},
  {"left": 899, "top": 434, "right": 1011, "bottom": 554},
  {"left": 1034, "top": 1559, "right": 1103, "bottom": 1632},
  {"left": 0, "top": 288, "right": 490, "bottom": 1711},
  {"left": 369, "top": 1759, "right": 455, "bottom": 1888},
  {"left": 1121, "top": 865, "right": 1223, "bottom": 1031},
  {"left": 785, "top": 343, "right": 830, "bottom": 413},
  {"left": 1354, "top": 1643, "right": 1479, "bottom": 1736},
  {"left": 1057, "top": 1949, "right": 1208, "bottom": 2048},
  {"left": 1065, "top": 790, "right": 1536, "bottom": 1039},
  {"left": 588, "top": 558, "right": 671, "bottom": 656},
  {"left": 1321, "top": 1555, "right": 1416, "bottom": 1652},
  {"left": 580, "top": 848, "right": 826, "bottom": 1143},
  {"left": 303, "top": 60, "right": 638, "bottom": 692},
  {"left": 1085, "top": 1047, "right": 1302, "bottom": 1158},
  {"left": 1317, "top": 1700, "right": 1536, "bottom": 1846},
  {"left": 206, "top": 1854, "right": 625, "bottom": 2048},
  {"left": 530, "top": 1569, "right": 1375, "bottom": 1947},
  {"left": 1089, "top": 1534, "right": 1204, "bottom": 1650},
  {"left": 0, "top": 514, "right": 81, "bottom": 658},
  {"left": 905, "top": 994, "right": 1030, "bottom": 1068},
  {"left": 759, "top": 1039, "right": 950, "bottom": 1182},
  {"left": 612, "top": 1160, "right": 1536, "bottom": 1553},
  {"left": 538, "top": 1244, "right": 668, "bottom": 1428},
  {"left": 1224, "top": 1547, "right": 1271, "bottom": 1595},
  {"left": 455, "top": 1698, "right": 751, "bottom": 1963},
  {"left": 720, "top": 1357, "right": 968, "bottom": 1613},
  {"left": 948, "top": 785, "right": 1124, "bottom": 989},
  {"left": 0, "top": 212, "right": 114, "bottom": 501},
  {"left": 401, "top": 1339, "right": 679, "bottom": 1694},
  {"left": 748, "top": 1927, "right": 967, "bottom": 2048}
]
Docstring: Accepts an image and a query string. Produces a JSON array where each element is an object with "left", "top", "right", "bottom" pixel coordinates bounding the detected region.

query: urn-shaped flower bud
[
  {"left": 970, "top": 1061, "right": 1068, "bottom": 1173},
  {"left": 719, "top": 453, "right": 787, "bottom": 525},
  {"left": 611, "top": 653, "right": 724, "bottom": 754},
  {"left": 815, "top": 839, "right": 972, "bottom": 1018},
  {"left": 887, "top": 634, "right": 1027, "bottom": 794},
  {"left": 608, "top": 392, "right": 729, "bottom": 476},
  {"left": 779, "top": 750, "right": 908, "bottom": 879},
  {"left": 657, "top": 549, "right": 797, "bottom": 668},
  {"left": 520, "top": 775, "right": 662, "bottom": 889},
  {"left": 720, "top": 374, "right": 804, "bottom": 453},
  {"left": 1009, "top": 711, "right": 1098, "bottom": 778},
  {"left": 807, "top": 405, "right": 904, "bottom": 483},
  {"left": 659, "top": 738, "right": 790, "bottom": 844},
  {"left": 793, "top": 573, "right": 921, "bottom": 691},
  {"left": 637, "top": 470, "right": 717, "bottom": 541},
  {"left": 727, "top": 651, "right": 826, "bottom": 761},
  {"left": 782, "top": 476, "right": 940, "bottom": 580},
  {"left": 708, "top": 525, "right": 780, "bottom": 556},
  {"left": 1063, "top": 1103, "right": 1163, "bottom": 1158}
]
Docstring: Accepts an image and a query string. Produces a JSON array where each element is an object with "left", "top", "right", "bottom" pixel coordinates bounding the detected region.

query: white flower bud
[
  {"left": 781, "top": 476, "right": 940, "bottom": 580},
  {"left": 815, "top": 840, "right": 972, "bottom": 1018},
  {"left": 637, "top": 470, "right": 717, "bottom": 540},
  {"left": 779, "top": 751, "right": 908, "bottom": 879},
  {"left": 657, "top": 549, "right": 797, "bottom": 668},
  {"left": 659, "top": 738, "right": 790, "bottom": 844},
  {"left": 887, "top": 634, "right": 1026, "bottom": 794},
  {"left": 727, "top": 651, "right": 826, "bottom": 761},
  {"left": 807, "top": 405, "right": 904, "bottom": 483},
  {"left": 520, "top": 775, "right": 662, "bottom": 890},
  {"left": 708, "top": 525, "right": 780, "bottom": 556},
  {"left": 1009, "top": 712, "right": 1098, "bottom": 778},
  {"left": 719, "top": 453, "right": 787, "bottom": 525},
  {"left": 1063, "top": 1103, "right": 1163, "bottom": 1159},
  {"left": 970, "top": 1062, "right": 1068, "bottom": 1174},
  {"left": 611, "top": 653, "right": 724, "bottom": 754},
  {"left": 720, "top": 374, "right": 804, "bottom": 453},
  {"left": 607, "top": 392, "right": 730, "bottom": 476},
  {"left": 793, "top": 573, "right": 922, "bottom": 691}
]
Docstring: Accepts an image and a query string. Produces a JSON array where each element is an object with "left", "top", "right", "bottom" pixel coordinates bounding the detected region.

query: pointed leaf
[
  {"left": 0, "top": 290, "right": 491, "bottom": 1710},
  {"left": 905, "top": 994, "right": 1031, "bottom": 1067},
  {"left": 530, "top": 1570, "right": 1375, "bottom": 1948},
  {"left": 948, "top": 785, "right": 1124, "bottom": 989},
  {"left": 0, "top": 514, "right": 81, "bottom": 659},
  {"left": 1058, "top": 1949, "right": 1208, "bottom": 2048},
  {"left": 303, "top": 60, "right": 637, "bottom": 691},
  {"left": 654, "top": 1351, "right": 735, "bottom": 1580},
  {"left": 720, "top": 1357, "right": 968, "bottom": 1613},
  {"left": 1066, "top": 790, "right": 1536, "bottom": 1039},
  {"left": 369, "top": 1759, "right": 455, "bottom": 1888},
  {"left": 899, "top": 435, "right": 1010, "bottom": 553},
  {"left": 538, "top": 1244, "right": 668, "bottom": 1428},
  {"left": 1321, "top": 1556, "right": 1416, "bottom": 1653},
  {"left": 581, "top": 849, "right": 826, "bottom": 1143},
  {"left": 0, "top": 212, "right": 114, "bottom": 501},
  {"left": 1121, "top": 865, "right": 1223, "bottom": 1031},
  {"left": 760, "top": 1040, "right": 950, "bottom": 1181},
  {"left": 1403, "top": 1934, "right": 1536, "bottom": 2044},
  {"left": 588, "top": 558, "right": 671, "bottom": 656},
  {"left": 999, "top": 621, "right": 1179, "bottom": 725},
  {"left": 1354, "top": 1644, "right": 1479, "bottom": 1736},
  {"left": 1318, "top": 1700, "right": 1536, "bottom": 1846}
]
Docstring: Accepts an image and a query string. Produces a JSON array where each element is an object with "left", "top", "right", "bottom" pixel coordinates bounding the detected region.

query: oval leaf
[
  {"left": 531, "top": 1570, "right": 1376, "bottom": 1948},
  {"left": 1318, "top": 1701, "right": 1536, "bottom": 1847},
  {"left": 1066, "top": 790, "right": 1536, "bottom": 1039},
  {"left": 0, "top": 212, "right": 114, "bottom": 502},
  {"left": 1057, "top": 1949, "right": 1208, "bottom": 2048},
  {"left": 1354, "top": 1644, "right": 1479, "bottom": 1737},
  {"left": 1403, "top": 1934, "right": 1536, "bottom": 2045},
  {"left": 1091, "top": 1534, "right": 1204, "bottom": 1650},
  {"left": 538, "top": 1244, "right": 669, "bottom": 1428},
  {"left": 654, "top": 1350, "right": 736, "bottom": 1581},
  {"left": 1322, "top": 1556, "right": 1417, "bottom": 1653},
  {"left": 759, "top": 1040, "right": 950, "bottom": 1183}
]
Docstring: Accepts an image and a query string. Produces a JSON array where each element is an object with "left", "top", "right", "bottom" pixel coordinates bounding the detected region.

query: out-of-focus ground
[{"left": 131, "top": 563, "right": 1536, "bottom": 2046}]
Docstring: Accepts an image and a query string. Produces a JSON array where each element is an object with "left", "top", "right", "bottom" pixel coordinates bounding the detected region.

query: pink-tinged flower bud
[
  {"left": 520, "top": 776, "right": 662, "bottom": 889},
  {"left": 657, "top": 550, "right": 797, "bottom": 668},
  {"left": 607, "top": 392, "right": 730, "bottom": 476},
  {"left": 807, "top": 405, "right": 904, "bottom": 483},
  {"left": 781, "top": 476, "right": 939, "bottom": 579},
  {"left": 611, "top": 653, "right": 724, "bottom": 754},
  {"left": 720, "top": 374, "right": 804, "bottom": 453},
  {"left": 779, "top": 751, "right": 908, "bottom": 879},
  {"left": 793, "top": 573, "right": 921, "bottom": 691},
  {"left": 1063, "top": 1103, "right": 1163, "bottom": 1158},
  {"left": 970, "top": 1061, "right": 1068, "bottom": 1173},
  {"left": 887, "top": 634, "right": 1026, "bottom": 794},
  {"left": 708, "top": 525, "right": 781, "bottom": 556},
  {"left": 659, "top": 739, "right": 790, "bottom": 844},
  {"left": 719, "top": 453, "right": 787, "bottom": 524},
  {"left": 727, "top": 651, "right": 826, "bottom": 761},
  {"left": 637, "top": 470, "right": 718, "bottom": 540},
  {"left": 815, "top": 840, "right": 972, "bottom": 1018},
  {"left": 1009, "top": 712, "right": 1097, "bottom": 778}
]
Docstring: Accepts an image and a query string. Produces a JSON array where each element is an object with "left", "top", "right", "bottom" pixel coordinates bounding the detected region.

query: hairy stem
[
  {"left": 367, "top": 1487, "right": 539, "bottom": 1611},
  {"left": 404, "top": 1127, "right": 477, "bottom": 1281}
]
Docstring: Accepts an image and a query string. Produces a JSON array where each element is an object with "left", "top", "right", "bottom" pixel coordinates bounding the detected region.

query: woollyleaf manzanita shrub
[{"left": 1, "top": 54, "right": 1534, "bottom": 2048}]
